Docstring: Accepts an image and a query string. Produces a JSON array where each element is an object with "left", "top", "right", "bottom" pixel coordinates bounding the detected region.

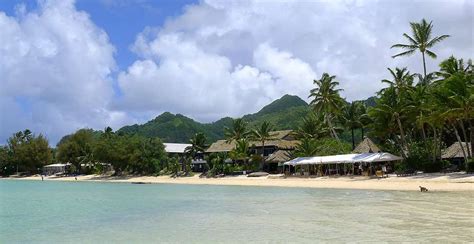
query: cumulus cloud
[
  {"left": 116, "top": 34, "right": 311, "bottom": 121},
  {"left": 0, "top": 0, "right": 126, "bottom": 144},
  {"left": 1, "top": 0, "right": 472, "bottom": 144},
  {"left": 116, "top": 0, "right": 473, "bottom": 122}
]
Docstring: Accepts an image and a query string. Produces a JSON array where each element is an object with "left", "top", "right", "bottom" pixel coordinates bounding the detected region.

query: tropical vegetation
[{"left": 1, "top": 18, "right": 471, "bottom": 176}]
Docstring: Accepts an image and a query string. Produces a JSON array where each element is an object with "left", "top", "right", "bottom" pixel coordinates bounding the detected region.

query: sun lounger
[{"left": 375, "top": 170, "right": 387, "bottom": 178}]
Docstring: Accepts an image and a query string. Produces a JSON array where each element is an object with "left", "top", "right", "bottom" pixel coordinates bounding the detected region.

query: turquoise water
[{"left": 0, "top": 180, "right": 473, "bottom": 243}]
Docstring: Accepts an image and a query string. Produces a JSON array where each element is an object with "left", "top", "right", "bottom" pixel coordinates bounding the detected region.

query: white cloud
[
  {"left": 1, "top": 0, "right": 472, "bottom": 144},
  {"left": 116, "top": 34, "right": 308, "bottom": 121},
  {"left": 0, "top": 0, "right": 125, "bottom": 144},
  {"left": 117, "top": 0, "right": 473, "bottom": 123}
]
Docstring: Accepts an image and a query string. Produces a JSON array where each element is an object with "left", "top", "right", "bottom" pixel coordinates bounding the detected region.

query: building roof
[
  {"left": 164, "top": 143, "right": 192, "bottom": 154},
  {"left": 442, "top": 142, "right": 472, "bottom": 159},
  {"left": 205, "top": 130, "right": 299, "bottom": 153},
  {"left": 43, "top": 163, "right": 70, "bottom": 168},
  {"left": 352, "top": 137, "right": 381, "bottom": 153},
  {"left": 284, "top": 153, "right": 403, "bottom": 165},
  {"left": 267, "top": 150, "right": 291, "bottom": 163}
]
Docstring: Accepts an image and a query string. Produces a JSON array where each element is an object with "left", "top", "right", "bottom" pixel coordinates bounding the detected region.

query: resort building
[
  {"left": 164, "top": 143, "right": 207, "bottom": 172},
  {"left": 206, "top": 130, "right": 299, "bottom": 172},
  {"left": 163, "top": 143, "right": 192, "bottom": 155},
  {"left": 442, "top": 142, "right": 472, "bottom": 165},
  {"left": 42, "top": 163, "right": 70, "bottom": 176}
]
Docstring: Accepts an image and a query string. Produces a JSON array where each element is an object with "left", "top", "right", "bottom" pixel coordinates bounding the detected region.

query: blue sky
[
  {"left": 0, "top": 0, "right": 195, "bottom": 70},
  {"left": 0, "top": 0, "right": 472, "bottom": 144}
]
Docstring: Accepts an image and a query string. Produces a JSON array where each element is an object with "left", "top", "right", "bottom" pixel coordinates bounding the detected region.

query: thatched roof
[
  {"left": 205, "top": 130, "right": 299, "bottom": 153},
  {"left": 206, "top": 140, "right": 235, "bottom": 153},
  {"left": 442, "top": 142, "right": 472, "bottom": 159},
  {"left": 266, "top": 150, "right": 291, "bottom": 163},
  {"left": 352, "top": 137, "right": 381, "bottom": 153}
]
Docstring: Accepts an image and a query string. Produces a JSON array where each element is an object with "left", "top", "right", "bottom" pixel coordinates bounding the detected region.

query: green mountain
[{"left": 117, "top": 94, "right": 309, "bottom": 143}]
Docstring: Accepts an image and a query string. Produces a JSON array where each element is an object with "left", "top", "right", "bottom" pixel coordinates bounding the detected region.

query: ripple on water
[{"left": 0, "top": 180, "right": 473, "bottom": 243}]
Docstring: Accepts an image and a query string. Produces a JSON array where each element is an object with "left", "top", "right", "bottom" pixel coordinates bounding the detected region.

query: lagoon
[{"left": 0, "top": 180, "right": 473, "bottom": 243}]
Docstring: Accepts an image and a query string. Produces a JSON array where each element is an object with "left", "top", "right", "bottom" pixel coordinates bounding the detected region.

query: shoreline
[{"left": 4, "top": 172, "right": 474, "bottom": 192}]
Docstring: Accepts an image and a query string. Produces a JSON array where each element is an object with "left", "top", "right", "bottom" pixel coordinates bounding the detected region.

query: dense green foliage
[
  {"left": 117, "top": 95, "right": 310, "bottom": 143},
  {"left": 1, "top": 130, "right": 52, "bottom": 175},
  {"left": 2, "top": 18, "right": 471, "bottom": 176},
  {"left": 57, "top": 129, "right": 96, "bottom": 172},
  {"left": 93, "top": 129, "right": 167, "bottom": 175}
]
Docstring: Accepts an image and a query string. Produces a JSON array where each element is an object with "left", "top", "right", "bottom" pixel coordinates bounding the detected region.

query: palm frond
[
  {"left": 426, "top": 35, "right": 450, "bottom": 48},
  {"left": 392, "top": 49, "right": 416, "bottom": 58},
  {"left": 425, "top": 49, "right": 437, "bottom": 59}
]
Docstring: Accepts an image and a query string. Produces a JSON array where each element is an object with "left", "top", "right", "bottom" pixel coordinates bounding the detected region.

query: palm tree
[
  {"left": 250, "top": 121, "right": 275, "bottom": 168},
  {"left": 309, "top": 73, "right": 345, "bottom": 141},
  {"left": 391, "top": 19, "right": 449, "bottom": 78},
  {"left": 341, "top": 101, "right": 364, "bottom": 150},
  {"left": 370, "top": 87, "right": 414, "bottom": 158},
  {"left": 435, "top": 65, "right": 474, "bottom": 161},
  {"left": 224, "top": 118, "right": 249, "bottom": 142},
  {"left": 229, "top": 138, "right": 250, "bottom": 166},
  {"left": 381, "top": 67, "right": 415, "bottom": 95},
  {"left": 358, "top": 103, "right": 371, "bottom": 141},
  {"left": 185, "top": 132, "right": 208, "bottom": 158},
  {"left": 293, "top": 137, "right": 319, "bottom": 157},
  {"left": 294, "top": 113, "right": 329, "bottom": 139}
]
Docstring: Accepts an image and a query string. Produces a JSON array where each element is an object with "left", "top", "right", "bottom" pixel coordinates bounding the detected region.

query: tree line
[
  {"left": 296, "top": 18, "right": 473, "bottom": 172},
  {"left": 1, "top": 18, "right": 471, "bottom": 176}
]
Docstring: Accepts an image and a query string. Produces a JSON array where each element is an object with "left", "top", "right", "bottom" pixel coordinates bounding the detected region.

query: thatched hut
[
  {"left": 442, "top": 142, "right": 472, "bottom": 165},
  {"left": 266, "top": 150, "right": 292, "bottom": 173},
  {"left": 352, "top": 137, "right": 381, "bottom": 153}
]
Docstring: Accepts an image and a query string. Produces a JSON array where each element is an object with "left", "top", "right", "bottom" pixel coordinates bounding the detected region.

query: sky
[{"left": 0, "top": 0, "right": 472, "bottom": 145}]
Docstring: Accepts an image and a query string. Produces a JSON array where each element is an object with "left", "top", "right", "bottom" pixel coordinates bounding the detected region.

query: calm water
[{"left": 0, "top": 180, "right": 473, "bottom": 243}]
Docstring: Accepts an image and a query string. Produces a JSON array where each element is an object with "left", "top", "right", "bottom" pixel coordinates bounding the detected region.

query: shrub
[{"left": 466, "top": 159, "right": 474, "bottom": 173}]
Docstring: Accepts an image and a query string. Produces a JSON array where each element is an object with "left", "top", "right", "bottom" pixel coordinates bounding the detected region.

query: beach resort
[{"left": 1, "top": 0, "right": 473, "bottom": 243}]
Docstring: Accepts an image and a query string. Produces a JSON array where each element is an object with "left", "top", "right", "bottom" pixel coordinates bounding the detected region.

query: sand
[{"left": 7, "top": 172, "right": 474, "bottom": 192}]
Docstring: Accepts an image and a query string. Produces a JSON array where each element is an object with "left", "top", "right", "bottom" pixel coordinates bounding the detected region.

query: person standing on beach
[{"left": 41, "top": 175, "right": 44, "bottom": 181}]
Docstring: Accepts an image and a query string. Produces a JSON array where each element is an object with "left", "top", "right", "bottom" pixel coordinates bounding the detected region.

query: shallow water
[{"left": 0, "top": 180, "right": 473, "bottom": 243}]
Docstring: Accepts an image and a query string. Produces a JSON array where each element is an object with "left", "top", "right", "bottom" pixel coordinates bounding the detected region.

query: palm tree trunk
[
  {"left": 470, "top": 120, "right": 474, "bottom": 160},
  {"left": 361, "top": 127, "right": 364, "bottom": 141},
  {"left": 351, "top": 128, "right": 355, "bottom": 150},
  {"left": 394, "top": 134, "right": 407, "bottom": 159},
  {"left": 432, "top": 127, "right": 437, "bottom": 163},
  {"left": 421, "top": 123, "right": 427, "bottom": 141},
  {"left": 261, "top": 140, "right": 265, "bottom": 171},
  {"left": 422, "top": 51, "right": 427, "bottom": 78},
  {"left": 452, "top": 124, "right": 468, "bottom": 164},
  {"left": 396, "top": 115, "right": 408, "bottom": 158},
  {"left": 326, "top": 116, "right": 339, "bottom": 141},
  {"left": 459, "top": 120, "right": 471, "bottom": 158}
]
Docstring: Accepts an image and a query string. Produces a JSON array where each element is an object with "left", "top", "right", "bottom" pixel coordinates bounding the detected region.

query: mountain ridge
[
  {"left": 117, "top": 94, "right": 309, "bottom": 142},
  {"left": 116, "top": 94, "right": 376, "bottom": 143}
]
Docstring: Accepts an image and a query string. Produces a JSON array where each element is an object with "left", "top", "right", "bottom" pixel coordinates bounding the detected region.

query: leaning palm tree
[
  {"left": 250, "top": 121, "right": 275, "bottom": 168},
  {"left": 370, "top": 87, "right": 414, "bottom": 158},
  {"left": 309, "top": 73, "right": 345, "bottom": 141},
  {"left": 185, "top": 132, "right": 208, "bottom": 158},
  {"left": 391, "top": 19, "right": 449, "bottom": 78},
  {"left": 224, "top": 118, "right": 249, "bottom": 142}
]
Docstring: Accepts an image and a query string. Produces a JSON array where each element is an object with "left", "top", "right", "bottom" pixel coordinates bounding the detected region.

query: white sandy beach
[{"left": 8, "top": 173, "right": 474, "bottom": 192}]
